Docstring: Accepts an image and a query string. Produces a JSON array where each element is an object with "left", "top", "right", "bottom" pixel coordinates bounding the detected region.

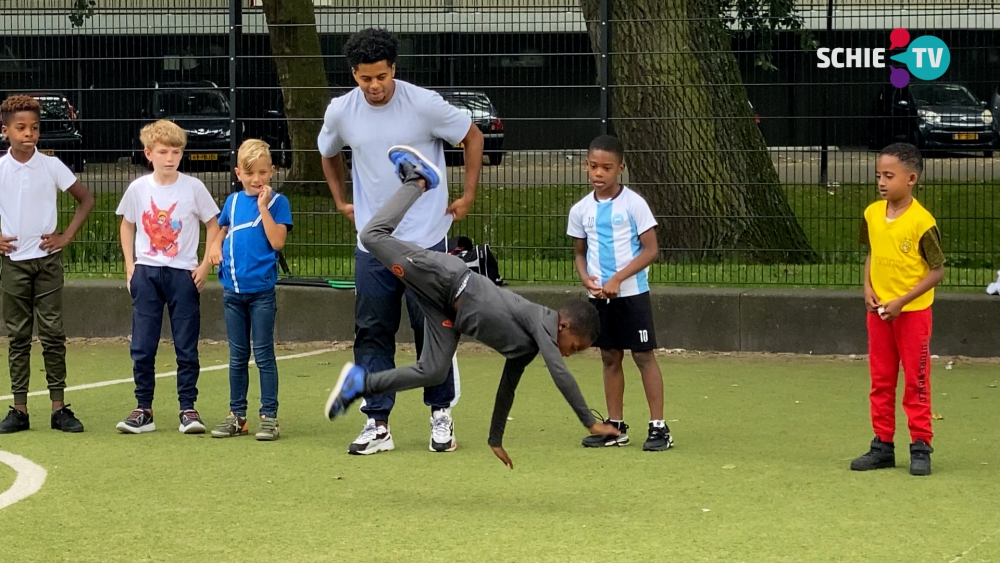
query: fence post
[
  {"left": 599, "top": 0, "right": 610, "bottom": 136},
  {"left": 229, "top": 0, "right": 242, "bottom": 188},
  {"left": 819, "top": 0, "right": 833, "bottom": 187}
]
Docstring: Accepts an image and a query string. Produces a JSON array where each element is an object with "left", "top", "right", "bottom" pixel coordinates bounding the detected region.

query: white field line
[
  {"left": 0, "top": 451, "right": 47, "bottom": 510},
  {"left": 0, "top": 348, "right": 337, "bottom": 402}
]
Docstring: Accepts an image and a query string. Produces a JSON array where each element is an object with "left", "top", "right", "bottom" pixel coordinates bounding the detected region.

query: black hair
[
  {"left": 880, "top": 142, "right": 923, "bottom": 175},
  {"left": 588, "top": 134, "right": 624, "bottom": 162},
  {"left": 559, "top": 300, "right": 601, "bottom": 343},
  {"left": 343, "top": 28, "right": 399, "bottom": 69}
]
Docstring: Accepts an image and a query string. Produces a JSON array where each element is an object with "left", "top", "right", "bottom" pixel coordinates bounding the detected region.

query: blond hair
[
  {"left": 237, "top": 138, "right": 272, "bottom": 171},
  {"left": 139, "top": 119, "right": 186, "bottom": 149}
]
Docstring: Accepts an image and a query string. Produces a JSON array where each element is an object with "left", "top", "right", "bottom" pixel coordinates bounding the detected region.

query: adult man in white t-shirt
[{"left": 318, "top": 28, "right": 483, "bottom": 455}]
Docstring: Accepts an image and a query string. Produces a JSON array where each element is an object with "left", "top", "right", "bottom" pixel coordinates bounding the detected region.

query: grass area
[
  {"left": 0, "top": 460, "right": 13, "bottom": 495},
  {"left": 3, "top": 343, "right": 1000, "bottom": 561},
  {"left": 57, "top": 181, "right": 1000, "bottom": 287}
]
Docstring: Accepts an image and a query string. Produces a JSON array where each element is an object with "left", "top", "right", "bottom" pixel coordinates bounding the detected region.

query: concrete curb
[{"left": 3, "top": 280, "right": 999, "bottom": 357}]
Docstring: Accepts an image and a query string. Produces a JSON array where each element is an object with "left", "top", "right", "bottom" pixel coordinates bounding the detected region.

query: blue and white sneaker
[
  {"left": 387, "top": 145, "right": 442, "bottom": 190},
  {"left": 325, "top": 362, "right": 367, "bottom": 420}
]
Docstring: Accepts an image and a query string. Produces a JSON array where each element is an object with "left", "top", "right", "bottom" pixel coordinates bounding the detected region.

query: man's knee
[{"left": 420, "top": 360, "right": 452, "bottom": 386}]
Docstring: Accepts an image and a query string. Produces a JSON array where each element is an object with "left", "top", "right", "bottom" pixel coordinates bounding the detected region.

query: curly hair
[
  {"left": 880, "top": 142, "right": 923, "bottom": 175},
  {"left": 343, "top": 28, "right": 399, "bottom": 69},
  {"left": 0, "top": 95, "right": 41, "bottom": 125}
]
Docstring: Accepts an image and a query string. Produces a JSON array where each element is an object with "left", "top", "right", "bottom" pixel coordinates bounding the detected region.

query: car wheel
[
  {"left": 488, "top": 151, "right": 504, "bottom": 166},
  {"left": 985, "top": 150, "right": 994, "bottom": 158},
  {"left": 72, "top": 154, "right": 85, "bottom": 173}
]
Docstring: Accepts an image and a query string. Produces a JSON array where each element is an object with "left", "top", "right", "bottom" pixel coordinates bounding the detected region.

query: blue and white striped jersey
[{"left": 567, "top": 186, "right": 657, "bottom": 297}]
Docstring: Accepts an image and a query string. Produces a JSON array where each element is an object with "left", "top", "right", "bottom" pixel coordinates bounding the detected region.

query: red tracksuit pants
[{"left": 866, "top": 308, "right": 933, "bottom": 445}]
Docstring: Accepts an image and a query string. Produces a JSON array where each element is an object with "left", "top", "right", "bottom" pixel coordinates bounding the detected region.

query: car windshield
[
  {"left": 910, "top": 84, "right": 978, "bottom": 107},
  {"left": 441, "top": 93, "right": 493, "bottom": 113},
  {"left": 34, "top": 96, "right": 70, "bottom": 119},
  {"left": 154, "top": 90, "right": 229, "bottom": 116}
]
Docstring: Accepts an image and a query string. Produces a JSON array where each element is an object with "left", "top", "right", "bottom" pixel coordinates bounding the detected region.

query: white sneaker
[
  {"left": 348, "top": 418, "right": 395, "bottom": 455},
  {"left": 429, "top": 408, "right": 457, "bottom": 452}
]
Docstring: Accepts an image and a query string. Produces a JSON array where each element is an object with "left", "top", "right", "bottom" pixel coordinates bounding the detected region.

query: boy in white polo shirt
[
  {"left": 115, "top": 119, "right": 220, "bottom": 435},
  {"left": 0, "top": 94, "right": 94, "bottom": 434},
  {"left": 567, "top": 135, "right": 671, "bottom": 452}
]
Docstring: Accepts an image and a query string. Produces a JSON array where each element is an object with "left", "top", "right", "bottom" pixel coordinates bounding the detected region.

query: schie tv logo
[{"left": 816, "top": 28, "right": 951, "bottom": 88}]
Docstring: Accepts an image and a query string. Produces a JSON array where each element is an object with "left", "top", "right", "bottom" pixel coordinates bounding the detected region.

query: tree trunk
[
  {"left": 581, "top": 0, "right": 815, "bottom": 263},
  {"left": 262, "top": 0, "right": 330, "bottom": 194}
]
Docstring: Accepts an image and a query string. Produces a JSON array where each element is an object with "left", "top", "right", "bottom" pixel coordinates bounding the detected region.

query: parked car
[
  {"left": 257, "top": 89, "right": 504, "bottom": 168},
  {"left": 0, "top": 91, "right": 84, "bottom": 171},
  {"left": 438, "top": 90, "right": 505, "bottom": 166},
  {"left": 133, "top": 81, "right": 233, "bottom": 168},
  {"left": 868, "top": 83, "right": 996, "bottom": 156}
]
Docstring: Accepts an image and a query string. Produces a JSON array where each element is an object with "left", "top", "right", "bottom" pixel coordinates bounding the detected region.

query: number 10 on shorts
[{"left": 638, "top": 330, "right": 648, "bottom": 343}]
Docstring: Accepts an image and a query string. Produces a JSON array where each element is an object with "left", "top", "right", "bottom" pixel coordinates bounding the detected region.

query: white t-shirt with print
[
  {"left": 317, "top": 80, "right": 472, "bottom": 251},
  {"left": 116, "top": 173, "right": 220, "bottom": 271},
  {"left": 0, "top": 149, "right": 78, "bottom": 261}
]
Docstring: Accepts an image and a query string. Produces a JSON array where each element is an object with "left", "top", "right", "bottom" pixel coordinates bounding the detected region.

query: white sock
[{"left": 651, "top": 420, "right": 666, "bottom": 428}]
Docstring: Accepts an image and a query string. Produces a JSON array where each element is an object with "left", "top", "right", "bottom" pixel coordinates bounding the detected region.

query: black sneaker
[
  {"left": 582, "top": 414, "right": 629, "bottom": 448},
  {"left": 0, "top": 406, "right": 29, "bottom": 434},
  {"left": 850, "top": 437, "right": 896, "bottom": 471},
  {"left": 178, "top": 409, "right": 206, "bottom": 434},
  {"left": 910, "top": 440, "right": 933, "bottom": 476},
  {"left": 117, "top": 408, "right": 155, "bottom": 434},
  {"left": 643, "top": 423, "right": 674, "bottom": 451},
  {"left": 51, "top": 405, "right": 84, "bottom": 433}
]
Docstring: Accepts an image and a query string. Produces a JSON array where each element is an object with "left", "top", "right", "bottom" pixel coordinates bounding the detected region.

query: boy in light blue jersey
[
  {"left": 567, "top": 135, "right": 672, "bottom": 452},
  {"left": 208, "top": 139, "right": 292, "bottom": 441}
]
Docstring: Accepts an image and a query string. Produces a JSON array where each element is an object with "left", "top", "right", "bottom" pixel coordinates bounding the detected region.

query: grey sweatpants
[{"left": 358, "top": 181, "right": 469, "bottom": 396}]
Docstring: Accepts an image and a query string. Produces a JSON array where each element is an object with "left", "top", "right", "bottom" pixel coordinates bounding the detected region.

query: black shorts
[{"left": 592, "top": 292, "right": 657, "bottom": 351}]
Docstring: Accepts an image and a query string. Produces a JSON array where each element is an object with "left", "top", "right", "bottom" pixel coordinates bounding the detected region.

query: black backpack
[{"left": 447, "top": 236, "right": 505, "bottom": 286}]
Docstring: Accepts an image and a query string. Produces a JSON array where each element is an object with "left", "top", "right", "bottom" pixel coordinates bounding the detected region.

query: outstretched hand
[
  {"left": 589, "top": 422, "right": 620, "bottom": 436},
  {"left": 491, "top": 445, "right": 513, "bottom": 469}
]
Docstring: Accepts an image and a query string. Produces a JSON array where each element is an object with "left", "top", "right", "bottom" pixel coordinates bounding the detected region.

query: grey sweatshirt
[{"left": 452, "top": 274, "right": 597, "bottom": 446}]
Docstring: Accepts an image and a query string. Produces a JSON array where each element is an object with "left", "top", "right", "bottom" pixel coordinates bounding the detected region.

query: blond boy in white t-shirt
[{"left": 115, "top": 120, "right": 220, "bottom": 435}]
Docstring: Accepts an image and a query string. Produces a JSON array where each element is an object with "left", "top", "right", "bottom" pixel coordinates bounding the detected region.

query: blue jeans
[
  {"left": 223, "top": 287, "right": 278, "bottom": 417},
  {"left": 354, "top": 240, "right": 459, "bottom": 423},
  {"left": 130, "top": 265, "right": 200, "bottom": 410}
]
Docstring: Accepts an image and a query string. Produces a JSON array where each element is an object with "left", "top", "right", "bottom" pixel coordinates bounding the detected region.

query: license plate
[
  {"left": 953, "top": 133, "right": 978, "bottom": 140},
  {"left": 189, "top": 153, "right": 218, "bottom": 161},
  {"left": 41, "top": 149, "right": 55, "bottom": 156}
]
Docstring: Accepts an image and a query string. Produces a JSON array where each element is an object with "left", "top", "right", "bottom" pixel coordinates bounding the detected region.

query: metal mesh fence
[{"left": 1, "top": 0, "right": 997, "bottom": 287}]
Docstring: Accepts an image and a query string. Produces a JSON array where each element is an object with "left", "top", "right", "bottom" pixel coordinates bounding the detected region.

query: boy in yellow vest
[{"left": 852, "top": 143, "right": 944, "bottom": 476}]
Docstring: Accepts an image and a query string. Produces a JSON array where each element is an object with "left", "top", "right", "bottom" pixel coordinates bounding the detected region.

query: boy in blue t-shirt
[{"left": 208, "top": 139, "right": 293, "bottom": 441}]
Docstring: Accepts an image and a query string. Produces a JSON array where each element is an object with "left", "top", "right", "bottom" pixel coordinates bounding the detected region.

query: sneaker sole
[
  {"left": 179, "top": 422, "right": 206, "bottom": 434},
  {"left": 850, "top": 460, "right": 896, "bottom": 471},
  {"left": 387, "top": 145, "right": 443, "bottom": 188},
  {"left": 325, "top": 363, "right": 355, "bottom": 420},
  {"left": 116, "top": 422, "right": 155, "bottom": 434},
  {"left": 256, "top": 433, "right": 279, "bottom": 441},
  {"left": 349, "top": 437, "right": 395, "bottom": 456},
  {"left": 430, "top": 438, "right": 457, "bottom": 452},
  {"left": 582, "top": 436, "right": 630, "bottom": 448},
  {"left": 0, "top": 426, "right": 30, "bottom": 434},
  {"left": 211, "top": 429, "right": 248, "bottom": 438},
  {"left": 52, "top": 424, "right": 85, "bottom": 433}
]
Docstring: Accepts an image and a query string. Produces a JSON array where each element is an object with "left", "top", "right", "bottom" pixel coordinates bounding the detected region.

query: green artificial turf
[{"left": 1, "top": 343, "right": 1000, "bottom": 562}]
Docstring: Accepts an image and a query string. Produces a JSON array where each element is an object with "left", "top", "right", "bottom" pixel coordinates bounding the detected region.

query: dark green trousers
[{"left": 1, "top": 253, "right": 67, "bottom": 404}]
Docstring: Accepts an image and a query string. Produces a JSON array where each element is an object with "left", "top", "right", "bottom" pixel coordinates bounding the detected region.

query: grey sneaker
[
  {"left": 211, "top": 412, "right": 248, "bottom": 438},
  {"left": 256, "top": 416, "right": 279, "bottom": 441}
]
